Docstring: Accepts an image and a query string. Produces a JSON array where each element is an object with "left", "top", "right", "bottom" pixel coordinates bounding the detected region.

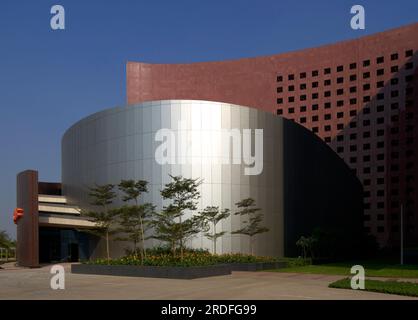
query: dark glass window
[
  {"left": 391, "top": 53, "right": 398, "bottom": 60},
  {"left": 376, "top": 56, "right": 384, "bottom": 64},
  {"left": 363, "top": 59, "right": 370, "bottom": 67},
  {"left": 277, "top": 75, "right": 283, "bottom": 82},
  {"left": 288, "top": 74, "right": 294, "bottom": 80},
  {"left": 300, "top": 72, "right": 306, "bottom": 79},
  {"left": 312, "top": 70, "right": 319, "bottom": 77},
  {"left": 350, "top": 62, "right": 357, "bottom": 69}
]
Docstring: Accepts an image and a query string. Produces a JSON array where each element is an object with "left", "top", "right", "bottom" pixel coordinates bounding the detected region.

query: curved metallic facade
[
  {"left": 62, "top": 100, "right": 284, "bottom": 257},
  {"left": 126, "top": 23, "right": 418, "bottom": 248}
]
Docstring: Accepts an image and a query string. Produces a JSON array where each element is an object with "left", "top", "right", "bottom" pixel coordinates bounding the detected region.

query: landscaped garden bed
[
  {"left": 72, "top": 250, "right": 284, "bottom": 279},
  {"left": 329, "top": 278, "right": 418, "bottom": 298}
]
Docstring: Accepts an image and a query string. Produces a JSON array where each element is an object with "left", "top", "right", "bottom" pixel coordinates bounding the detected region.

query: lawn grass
[
  {"left": 329, "top": 278, "right": 418, "bottom": 297},
  {"left": 270, "top": 260, "right": 418, "bottom": 278}
]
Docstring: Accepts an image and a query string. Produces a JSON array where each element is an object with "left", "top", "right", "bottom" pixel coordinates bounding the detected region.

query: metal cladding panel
[{"left": 62, "top": 100, "right": 284, "bottom": 257}]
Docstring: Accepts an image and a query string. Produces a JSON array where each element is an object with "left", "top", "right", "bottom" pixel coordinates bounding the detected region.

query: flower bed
[{"left": 72, "top": 250, "right": 283, "bottom": 279}]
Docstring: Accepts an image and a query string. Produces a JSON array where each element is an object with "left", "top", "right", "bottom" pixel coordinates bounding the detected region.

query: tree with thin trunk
[
  {"left": 0, "top": 230, "right": 14, "bottom": 249},
  {"left": 83, "top": 184, "right": 118, "bottom": 264},
  {"left": 116, "top": 203, "right": 155, "bottom": 263},
  {"left": 199, "top": 206, "right": 230, "bottom": 254},
  {"left": 117, "top": 180, "right": 153, "bottom": 264},
  {"left": 158, "top": 175, "right": 203, "bottom": 260},
  {"left": 296, "top": 235, "right": 316, "bottom": 260},
  {"left": 231, "top": 198, "right": 269, "bottom": 255}
]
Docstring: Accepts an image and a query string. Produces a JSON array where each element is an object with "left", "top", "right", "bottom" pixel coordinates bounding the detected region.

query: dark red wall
[
  {"left": 16, "top": 170, "right": 39, "bottom": 267},
  {"left": 126, "top": 23, "right": 418, "bottom": 247}
]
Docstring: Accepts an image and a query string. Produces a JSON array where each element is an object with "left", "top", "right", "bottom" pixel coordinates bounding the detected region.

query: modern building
[
  {"left": 16, "top": 22, "right": 417, "bottom": 267},
  {"left": 126, "top": 23, "right": 418, "bottom": 248},
  {"left": 16, "top": 100, "right": 362, "bottom": 267}
]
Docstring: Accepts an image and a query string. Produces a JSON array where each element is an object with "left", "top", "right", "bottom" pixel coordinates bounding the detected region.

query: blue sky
[{"left": 0, "top": 0, "right": 417, "bottom": 237}]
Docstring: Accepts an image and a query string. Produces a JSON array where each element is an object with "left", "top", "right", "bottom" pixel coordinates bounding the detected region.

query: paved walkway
[{"left": 0, "top": 264, "right": 417, "bottom": 300}]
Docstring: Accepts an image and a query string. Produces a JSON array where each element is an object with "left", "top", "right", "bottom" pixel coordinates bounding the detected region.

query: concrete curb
[{"left": 71, "top": 263, "right": 232, "bottom": 279}]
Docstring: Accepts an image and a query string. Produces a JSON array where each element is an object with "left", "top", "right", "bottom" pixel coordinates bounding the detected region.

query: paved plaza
[{"left": 0, "top": 263, "right": 416, "bottom": 300}]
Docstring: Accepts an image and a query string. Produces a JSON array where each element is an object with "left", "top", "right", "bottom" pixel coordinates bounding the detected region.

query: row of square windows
[
  {"left": 351, "top": 161, "right": 414, "bottom": 178},
  {"left": 363, "top": 174, "right": 415, "bottom": 188},
  {"left": 364, "top": 186, "right": 415, "bottom": 199},
  {"left": 364, "top": 198, "right": 415, "bottom": 210},
  {"left": 320, "top": 133, "right": 415, "bottom": 145},
  {"left": 277, "top": 88, "right": 414, "bottom": 104},
  {"left": 277, "top": 100, "right": 415, "bottom": 114},
  {"left": 278, "top": 109, "right": 414, "bottom": 123},
  {"left": 348, "top": 154, "right": 416, "bottom": 165},
  {"left": 360, "top": 175, "right": 416, "bottom": 188},
  {"left": 276, "top": 50, "right": 415, "bottom": 82},
  {"left": 277, "top": 74, "right": 414, "bottom": 93},
  {"left": 283, "top": 113, "right": 415, "bottom": 126},
  {"left": 365, "top": 226, "right": 415, "bottom": 234},
  {"left": 366, "top": 211, "right": 416, "bottom": 221},
  {"left": 336, "top": 144, "right": 415, "bottom": 158}
]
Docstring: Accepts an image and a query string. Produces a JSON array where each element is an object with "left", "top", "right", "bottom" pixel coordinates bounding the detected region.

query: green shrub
[
  {"left": 329, "top": 278, "right": 418, "bottom": 297},
  {"left": 278, "top": 257, "right": 312, "bottom": 267},
  {"left": 86, "top": 249, "right": 277, "bottom": 267}
]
